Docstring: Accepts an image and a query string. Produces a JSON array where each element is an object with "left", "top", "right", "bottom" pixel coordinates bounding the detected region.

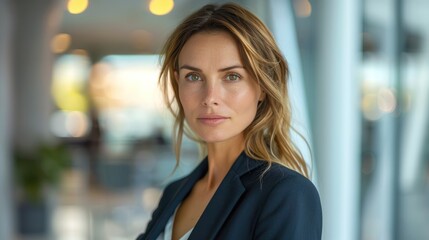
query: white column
[
  {"left": 313, "top": 0, "right": 361, "bottom": 240},
  {"left": 0, "top": 0, "right": 14, "bottom": 239},
  {"left": 13, "top": 0, "right": 64, "bottom": 151},
  {"left": 267, "top": 0, "right": 317, "bottom": 182},
  {"left": 360, "top": 1, "right": 405, "bottom": 239}
]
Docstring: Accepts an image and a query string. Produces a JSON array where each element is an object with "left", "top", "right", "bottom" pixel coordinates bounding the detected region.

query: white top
[{"left": 157, "top": 205, "right": 194, "bottom": 240}]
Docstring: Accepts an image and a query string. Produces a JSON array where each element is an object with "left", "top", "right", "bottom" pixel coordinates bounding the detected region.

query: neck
[{"left": 202, "top": 137, "right": 245, "bottom": 190}]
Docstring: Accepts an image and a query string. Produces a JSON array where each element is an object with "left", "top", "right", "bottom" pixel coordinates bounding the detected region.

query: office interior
[{"left": 0, "top": 0, "right": 428, "bottom": 239}]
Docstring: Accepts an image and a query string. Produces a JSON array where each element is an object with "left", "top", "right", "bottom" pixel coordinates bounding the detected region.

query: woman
[{"left": 137, "top": 3, "right": 322, "bottom": 240}]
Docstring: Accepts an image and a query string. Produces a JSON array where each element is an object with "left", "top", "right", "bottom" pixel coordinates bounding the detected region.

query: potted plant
[{"left": 14, "top": 143, "right": 71, "bottom": 235}]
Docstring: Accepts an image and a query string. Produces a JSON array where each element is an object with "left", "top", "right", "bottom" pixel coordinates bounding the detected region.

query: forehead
[{"left": 178, "top": 31, "right": 244, "bottom": 67}]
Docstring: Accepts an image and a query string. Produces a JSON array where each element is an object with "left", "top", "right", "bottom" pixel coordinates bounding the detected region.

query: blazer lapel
[
  {"left": 144, "top": 158, "right": 208, "bottom": 240},
  {"left": 188, "top": 152, "right": 264, "bottom": 240}
]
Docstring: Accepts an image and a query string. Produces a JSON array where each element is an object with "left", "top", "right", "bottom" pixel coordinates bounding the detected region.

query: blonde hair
[{"left": 159, "top": 3, "right": 309, "bottom": 178}]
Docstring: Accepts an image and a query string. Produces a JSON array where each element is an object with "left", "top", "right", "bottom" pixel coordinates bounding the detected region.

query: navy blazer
[{"left": 137, "top": 152, "right": 322, "bottom": 240}]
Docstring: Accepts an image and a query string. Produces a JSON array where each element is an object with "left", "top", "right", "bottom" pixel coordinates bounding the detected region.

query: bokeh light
[
  {"left": 142, "top": 188, "right": 162, "bottom": 211},
  {"left": 68, "top": 0, "right": 89, "bottom": 15},
  {"left": 52, "top": 205, "right": 88, "bottom": 240},
  {"left": 149, "top": 0, "right": 174, "bottom": 16},
  {"left": 50, "top": 111, "right": 90, "bottom": 138},
  {"left": 293, "top": 0, "right": 312, "bottom": 18},
  {"left": 71, "top": 49, "right": 89, "bottom": 57},
  {"left": 51, "top": 54, "right": 90, "bottom": 112},
  {"left": 361, "top": 92, "right": 381, "bottom": 121},
  {"left": 131, "top": 30, "right": 154, "bottom": 51},
  {"left": 51, "top": 33, "right": 72, "bottom": 54},
  {"left": 378, "top": 88, "right": 397, "bottom": 113}
]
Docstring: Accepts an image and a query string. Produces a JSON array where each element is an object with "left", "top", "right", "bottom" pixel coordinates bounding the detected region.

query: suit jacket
[{"left": 137, "top": 152, "right": 322, "bottom": 240}]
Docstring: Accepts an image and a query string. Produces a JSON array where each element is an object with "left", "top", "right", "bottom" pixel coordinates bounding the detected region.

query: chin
[
  {"left": 201, "top": 137, "right": 227, "bottom": 144},
  {"left": 199, "top": 133, "right": 243, "bottom": 145}
]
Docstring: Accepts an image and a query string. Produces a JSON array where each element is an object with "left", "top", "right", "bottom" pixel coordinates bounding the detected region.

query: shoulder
[
  {"left": 265, "top": 164, "right": 321, "bottom": 212},
  {"left": 249, "top": 162, "right": 323, "bottom": 239},
  {"left": 264, "top": 163, "right": 318, "bottom": 196},
  {"left": 243, "top": 160, "right": 319, "bottom": 198},
  {"left": 241, "top": 159, "right": 322, "bottom": 218}
]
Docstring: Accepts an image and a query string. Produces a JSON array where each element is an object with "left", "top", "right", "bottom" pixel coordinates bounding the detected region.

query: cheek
[
  {"left": 178, "top": 85, "right": 196, "bottom": 114},
  {"left": 178, "top": 88, "right": 188, "bottom": 111},
  {"left": 233, "top": 88, "right": 260, "bottom": 108}
]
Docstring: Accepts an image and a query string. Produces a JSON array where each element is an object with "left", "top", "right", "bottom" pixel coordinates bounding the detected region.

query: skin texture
[
  {"left": 177, "top": 31, "right": 263, "bottom": 146},
  {"left": 172, "top": 31, "right": 264, "bottom": 240}
]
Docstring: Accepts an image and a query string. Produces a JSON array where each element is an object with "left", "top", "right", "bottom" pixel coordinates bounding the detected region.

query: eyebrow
[{"left": 179, "top": 64, "right": 245, "bottom": 72}]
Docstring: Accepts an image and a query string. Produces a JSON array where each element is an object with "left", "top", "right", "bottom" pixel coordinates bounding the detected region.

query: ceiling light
[
  {"left": 149, "top": 0, "right": 174, "bottom": 16},
  {"left": 68, "top": 0, "right": 89, "bottom": 15}
]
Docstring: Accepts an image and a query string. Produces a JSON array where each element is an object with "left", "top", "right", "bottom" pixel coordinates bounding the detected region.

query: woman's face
[{"left": 176, "top": 31, "right": 263, "bottom": 145}]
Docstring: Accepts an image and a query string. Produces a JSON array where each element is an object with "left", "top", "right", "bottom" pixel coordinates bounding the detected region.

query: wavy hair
[{"left": 159, "top": 3, "right": 309, "bottom": 178}]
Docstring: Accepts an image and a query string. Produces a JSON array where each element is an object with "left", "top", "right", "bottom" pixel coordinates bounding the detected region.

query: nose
[{"left": 202, "top": 81, "right": 220, "bottom": 107}]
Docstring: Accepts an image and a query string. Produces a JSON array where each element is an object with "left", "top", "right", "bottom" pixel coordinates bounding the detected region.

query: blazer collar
[
  {"left": 145, "top": 157, "right": 208, "bottom": 240},
  {"left": 146, "top": 151, "right": 265, "bottom": 240},
  {"left": 189, "top": 152, "right": 265, "bottom": 240}
]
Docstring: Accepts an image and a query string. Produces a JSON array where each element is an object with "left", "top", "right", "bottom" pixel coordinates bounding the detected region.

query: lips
[{"left": 197, "top": 114, "right": 229, "bottom": 125}]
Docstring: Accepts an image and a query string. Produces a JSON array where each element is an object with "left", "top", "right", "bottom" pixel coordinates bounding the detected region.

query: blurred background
[{"left": 0, "top": 0, "right": 428, "bottom": 239}]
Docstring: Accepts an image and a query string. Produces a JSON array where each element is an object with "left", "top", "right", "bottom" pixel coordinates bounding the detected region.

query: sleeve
[{"left": 254, "top": 175, "right": 323, "bottom": 240}]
